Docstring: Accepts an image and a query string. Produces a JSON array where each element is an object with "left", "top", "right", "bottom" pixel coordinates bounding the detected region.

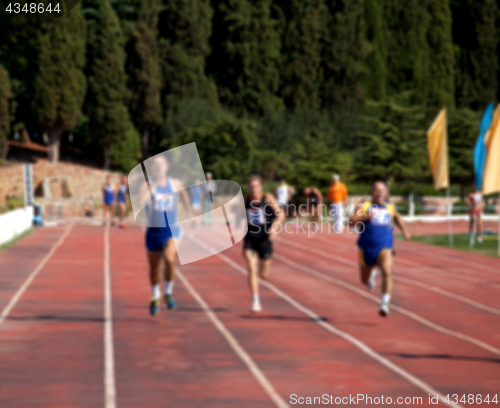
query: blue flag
[{"left": 473, "top": 103, "right": 494, "bottom": 190}]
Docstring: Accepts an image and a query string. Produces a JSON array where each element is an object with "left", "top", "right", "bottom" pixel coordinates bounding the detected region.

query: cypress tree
[
  {"left": 160, "top": 0, "right": 218, "bottom": 111},
  {"left": 451, "top": 0, "right": 498, "bottom": 108},
  {"left": 31, "top": 4, "right": 86, "bottom": 163},
  {"left": 207, "top": 0, "right": 282, "bottom": 115},
  {"left": 383, "top": 0, "right": 430, "bottom": 102},
  {"left": 86, "top": 1, "right": 130, "bottom": 169},
  {"left": 276, "top": 0, "right": 327, "bottom": 110},
  {"left": 426, "top": 0, "right": 455, "bottom": 109},
  {"left": 363, "top": 0, "right": 387, "bottom": 100},
  {"left": 0, "top": 65, "right": 12, "bottom": 160},
  {"left": 322, "top": 0, "right": 366, "bottom": 112},
  {"left": 128, "top": 0, "right": 163, "bottom": 159}
]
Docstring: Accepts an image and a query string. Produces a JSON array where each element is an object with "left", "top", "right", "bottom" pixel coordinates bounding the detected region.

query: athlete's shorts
[
  {"left": 244, "top": 237, "right": 273, "bottom": 260},
  {"left": 116, "top": 196, "right": 126, "bottom": 205},
  {"left": 104, "top": 198, "right": 114, "bottom": 206},
  {"left": 469, "top": 208, "right": 481, "bottom": 215},
  {"left": 358, "top": 246, "right": 391, "bottom": 267},
  {"left": 145, "top": 225, "right": 181, "bottom": 252},
  {"left": 191, "top": 203, "right": 201, "bottom": 211}
]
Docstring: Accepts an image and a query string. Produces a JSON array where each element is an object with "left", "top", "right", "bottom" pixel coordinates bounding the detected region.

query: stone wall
[{"left": 0, "top": 159, "right": 122, "bottom": 217}]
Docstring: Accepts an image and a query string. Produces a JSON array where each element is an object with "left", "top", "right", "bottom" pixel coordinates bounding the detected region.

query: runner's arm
[
  {"left": 394, "top": 211, "right": 410, "bottom": 241},
  {"left": 349, "top": 200, "right": 370, "bottom": 224},
  {"left": 265, "top": 193, "right": 285, "bottom": 238}
]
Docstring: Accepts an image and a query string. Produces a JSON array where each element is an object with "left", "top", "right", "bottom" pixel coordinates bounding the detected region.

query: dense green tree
[
  {"left": 451, "top": 0, "right": 498, "bottom": 109},
  {"left": 355, "top": 97, "right": 428, "bottom": 188},
  {"left": 31, "top": 4, "right": 86, "bottom": 162},
  {"left": 0, "top": 65, "right": 13, "bottom": 160},
  {"left": 161, "top": 0, "right": 218, "bottom": 112},
  {"left": 128, "top": 0, "right": 162, "bottom": 159},
  {"left": 322, "top": 0, "right": 366, "bottom": 112},
  {"left": 364, "top": 0, "right": 387, "bottom": 101},
  {"left": 171, "top": 116, "right": 256, "bottom": 183},
  {"left": 286, "top": 132, "right": 353, "bottom": 192},
  {"left": 383, "top": 0, "right": 430, "bottom": 103},
  {"left": 207, "top": 0, "right": 282, "bottom": 115},
  {"left": 86, "top": 1, "right": 130, "bottom": 169},
  {"left": 448, "top": 107, "right": 480, "bottom": 195},
  {"left": 110, "top": 117, "right": 141, "bottom": 172},
  {"left": 276, "top": 0, "right": 326, "bottom": 110},
  {"left": 426, "top": 0, "right": 455, "bottom": 109}
]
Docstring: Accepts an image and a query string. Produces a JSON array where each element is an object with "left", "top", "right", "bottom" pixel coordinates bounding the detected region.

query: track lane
[{"left": 0, "top": 224, "right": 105, "bottom": 407}]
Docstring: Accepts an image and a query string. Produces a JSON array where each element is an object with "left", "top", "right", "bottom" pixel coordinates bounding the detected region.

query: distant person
[
  {"left": 202, "top": 172, "right": 216, "bottom": 226},
  {"left": 115, "top": 175, "right": 128, "bottom": 229},
  {"left": 350, "top": 181, "right": 410, "bottom": 317},
  {"left": 244, "top": 175, "right": 284, "bottom": 312},
  {"left": 275, "top": 179, "right": 291, "bottom": 216},
  {"left": 327, "top": 174, "right": 348, "bottom": 232},
  {"left": 33, "top": 205, "right": 44, "bottom": 227},
  {"left": 467, "top": 183, "right": 483, "bottom": 244},
  {"left": 304, "top": 187, "right": 323, "bottom": 229},
  {"left": 189, "top": 181, "right": 204, "bottom": 228},
  {"left": 102, "top": 174, "right": 115, "bottom": 226}
]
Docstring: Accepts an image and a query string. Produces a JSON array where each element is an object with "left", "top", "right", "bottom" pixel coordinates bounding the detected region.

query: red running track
[{"left": 0, "top": 223, "right": 498, "bottom": 407}]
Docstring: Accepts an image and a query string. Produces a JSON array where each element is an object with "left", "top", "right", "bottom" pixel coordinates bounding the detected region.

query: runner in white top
[
  {"left": 276, "top": 179, "right": 290, "bottom": 216},
  {"left": 467, "top": 183, "right": 484, "bottom": 244}
]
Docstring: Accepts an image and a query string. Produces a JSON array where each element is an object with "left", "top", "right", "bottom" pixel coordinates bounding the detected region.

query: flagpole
[{"left": 447, "top": 187, "right": 454, "bottom": 247}]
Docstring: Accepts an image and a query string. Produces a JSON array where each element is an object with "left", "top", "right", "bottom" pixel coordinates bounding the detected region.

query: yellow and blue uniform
[{"left": 357, "top": 201, "right": 395, "bottom": 267}]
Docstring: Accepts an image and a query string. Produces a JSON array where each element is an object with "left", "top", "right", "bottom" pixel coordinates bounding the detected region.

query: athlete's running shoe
[
  {"left": 251, "top": 300, "right": 262, "bottom": 313},
  {"left": 477, "top": 237, "right": 483, "bottom": 244},
  {"left": 149, "top": 298, "right": 160, "bottom": 316},
  {"left": 165, "top": 294, "right": 177, "bottom": 310},
  {"left": 379, "top": 301, "right": 390, "bottom": 317},
  {"left": 367, "top": 268, "right": 377, "bottom": 291}
]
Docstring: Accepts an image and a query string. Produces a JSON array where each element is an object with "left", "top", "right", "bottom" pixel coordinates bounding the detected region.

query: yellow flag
[
  {"left": 483, "top": 104, "right": 500, "bottom": 195},
  {"left": 427, "top": 108, "right": 449, "bottom": 190}
]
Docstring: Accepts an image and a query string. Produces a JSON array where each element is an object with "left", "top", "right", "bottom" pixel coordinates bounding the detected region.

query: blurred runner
[
  {"left": 327, "top": 174, "right": 348, "bottom": 232},
  {"left": 115, "top": 175, "right": 128, "bottom": 229},
  {"left": 138, "top": 155, "right": 191, "bottom": 316},
  {"left": 276, "top": 179, "right": 291, "bottom": 217},
  {"left": 102, "top": 174, "right": 115, "bottom": 226},
  {"left": 189, "top": 181, "right": 204, "bottom": 228},
  {"left": 467, "top": 183, "right": 483, "bottom": 244},
  {"left": 202, "top": 172, "right": 216, "bottom": 226},
  {"left": 244, "top": 175, "right": 285, "bottom": 312},
  {"left": 304, "top": 187, "right": 323, "bottom": 230},
  {"left": 350, "top": 181, "right": 410, "bottom": 317}
]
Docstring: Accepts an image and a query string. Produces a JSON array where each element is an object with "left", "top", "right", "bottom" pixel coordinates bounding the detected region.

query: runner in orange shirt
[{"left": 327, "top": 174, "right": 348, "bottom": 232}]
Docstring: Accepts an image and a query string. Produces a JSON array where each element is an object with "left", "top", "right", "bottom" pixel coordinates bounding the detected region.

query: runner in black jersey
[{"left": 244, "top": 175, "right": 285, "bottom": 312}]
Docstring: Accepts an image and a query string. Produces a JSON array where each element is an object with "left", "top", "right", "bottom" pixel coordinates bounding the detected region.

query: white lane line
[
  {"left": 104, "top": 225, "right": 116, "bottom": 408},
  {"left": 0, "top": 224, "right": 73, "bottom": 327},
  {"left": 278, "top": 236, "right": 500, "bottom": 316},
  {"left": 176, "top": 269, "right": 289, "bottom": 408},
  {"left": 396, "top": 240, "right": 500, "bottom": 276},
  {"left": 318, "top": 234, "right": 500, "bottom": 287},
  {"left": 188, "top": 236, "right": 462, "bottom": 408},
  {"left": 273, "top": 253, "right": 500, "bottom": 357}
]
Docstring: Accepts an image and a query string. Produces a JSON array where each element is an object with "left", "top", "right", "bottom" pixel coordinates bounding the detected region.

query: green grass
[
  {"left": 409, "top": 233, "right": 499, "bottom": 258},
  {"left": 0, "top": 228, "right": 33, "bottom": 253}
]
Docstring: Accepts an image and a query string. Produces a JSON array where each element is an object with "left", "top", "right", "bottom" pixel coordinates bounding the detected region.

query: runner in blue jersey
[
  {"left": 102, "top": 174, "right": 115, "bottom": 226},
  {"left": 115, "top": 175, "right": 128, "bottom": 229},
  {"left": 138, "top": 155, "right": 191, "bottom": 316},
  {"left": 349, "top": 181, "right": 410, "bottom": 317}
]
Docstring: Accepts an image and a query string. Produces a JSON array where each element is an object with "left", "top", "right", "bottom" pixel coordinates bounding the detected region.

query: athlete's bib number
[
  {"left": 370, "top": 208, "right": 391, "bottom": 226},
  {"left": 247, "top": 208, "right": 265, "bottom": 225},
  {"left": 154, "top": 194, "right": 174, "bottom": 212}
]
